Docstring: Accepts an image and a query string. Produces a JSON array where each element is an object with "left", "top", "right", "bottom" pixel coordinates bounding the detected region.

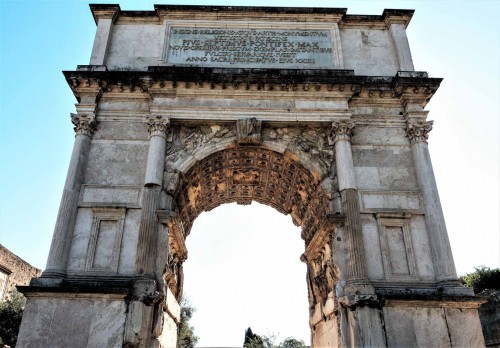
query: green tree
[
  {"left": 460, "top": 266, "right": 500, "bottom": 294},
  {"left": 280, "top": 337, "right": 307, "bottom": 348},
  {"left": 0, "top": 289, "right": 27, "bottom": 347},
  {"left": 243, "top": 329, "right": 308, "bottom": 348},
  {"left": 244, "top": 327, "right": 264, "bottom": 348},
  {"left": 177, "top": 298, "right": 199, "bottom": 348}
]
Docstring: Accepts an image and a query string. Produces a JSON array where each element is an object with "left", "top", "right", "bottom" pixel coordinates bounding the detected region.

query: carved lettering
[{"left": 167, "top": 28, "right": 334, "bottom": 68}]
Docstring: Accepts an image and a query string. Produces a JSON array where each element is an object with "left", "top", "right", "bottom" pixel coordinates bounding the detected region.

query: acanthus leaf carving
[
  {"left": 329, "top": 120, "right": 355, "bottom": 144},
  {"left": 406, "top": 120, "right": 433, "bottom": 144},
  {"left": 70, "top": 113, "right": 98, "bottom": 136},
  {"left": 147, "top": 115, "right": 170, "bottom": 137}
]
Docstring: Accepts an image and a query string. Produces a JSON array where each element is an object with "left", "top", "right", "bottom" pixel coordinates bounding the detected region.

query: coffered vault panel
[{"left": 174, "top": 147, "right": 330, "bottom": 244}]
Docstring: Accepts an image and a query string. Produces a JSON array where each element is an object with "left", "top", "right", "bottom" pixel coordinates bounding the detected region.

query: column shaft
[
  {"left": 136, "top": 186, "right": 162, "bottom": 274},
  {"left": 411, "top": 141, "right": 457, "bottom": 281},
  {"left": 45, "top": 131, "right": 93, "bottom": 276},
  {"left": 135, "top": 116, "right": 169, "bottom": 275},
  {"left": 331, "top": 121, "right": 369, "bottom": 284},
  {"left": 335, "top": 139, "right": 357, "bottom": 191},
  {"left": 341, "top": 189, "right": 366, "bottom": 280}
]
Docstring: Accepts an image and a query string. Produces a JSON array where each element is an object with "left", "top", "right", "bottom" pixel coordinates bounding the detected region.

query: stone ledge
[{"left": 64, "top": 68, "right": 441, "bottom": 107}]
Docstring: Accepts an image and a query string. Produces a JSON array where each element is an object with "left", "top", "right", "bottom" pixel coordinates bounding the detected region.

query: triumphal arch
[{"left": 18, "top": 5, "right": 486, "bottom": 347}]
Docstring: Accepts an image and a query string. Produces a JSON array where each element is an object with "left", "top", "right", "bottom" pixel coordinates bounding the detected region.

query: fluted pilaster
[
  {"left": 406, "top": 120, "right": 457, "bottom": 282},
  {"left": 135, "top": 115, "right": 170, "bottom": 275},
  {"left": 331, "top": 120, "right": 370, "bottom": 287},
  {"left": 44, "top": 112, "right": 97, "bottom": 276}
]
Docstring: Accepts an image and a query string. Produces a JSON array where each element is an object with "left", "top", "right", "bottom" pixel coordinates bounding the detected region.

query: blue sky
[{"left": 1, "top": 1, "right": 499, "bottom": 346}]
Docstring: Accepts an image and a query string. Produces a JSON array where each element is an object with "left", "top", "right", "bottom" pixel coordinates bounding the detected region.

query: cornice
[
  {"left": 64, "top": 67, "right": 442, "bottom": 108},
  {"left": 89, "top": 4, "right": 120, "bottom": 25},
  {"left": 89, "top": 4, "right": 413, "bottom": 28}
]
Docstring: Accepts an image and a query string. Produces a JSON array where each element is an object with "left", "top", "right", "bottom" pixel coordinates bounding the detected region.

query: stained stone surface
[
  {"left": 16, "top": 4, "right": 487, "bottom": 348},
  {"left": 17, "top": 296, "right": 126, "bottom": 348}
]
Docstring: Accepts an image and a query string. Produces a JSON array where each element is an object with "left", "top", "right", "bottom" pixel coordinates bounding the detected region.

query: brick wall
[{"left": 0, "top": 244, "right": 41, "bottom": 300}]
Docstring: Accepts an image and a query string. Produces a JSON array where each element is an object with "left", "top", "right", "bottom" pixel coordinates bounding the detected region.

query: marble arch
[{"left": 17, "top": 4, "right": 486, "bottom": 348}]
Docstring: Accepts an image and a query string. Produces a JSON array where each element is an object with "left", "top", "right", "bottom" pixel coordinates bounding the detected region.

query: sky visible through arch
[{"left": 0, "top": 0, "right": 499, "bottom": 346}]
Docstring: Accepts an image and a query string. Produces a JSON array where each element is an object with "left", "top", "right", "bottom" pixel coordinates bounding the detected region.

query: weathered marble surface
[
  {"left": 17, "top": 296, "right": 126, "bottom": 348},
  {"left": 17, "top": 5, "right": 486, "bottom": 348}
]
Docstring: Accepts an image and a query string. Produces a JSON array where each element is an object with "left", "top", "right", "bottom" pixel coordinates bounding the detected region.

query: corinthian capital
[
  {"left": 71, "top": 113, "right": 97, "bottom": 136},
  {"left": 406, "top": 120, "right": 433, "bottom": 144},
  {"left": 330, "top": 120, "right": 355, "bottom": 143},
  {"left": 147, "top": 115, "right": 170, "bottom": 137}
]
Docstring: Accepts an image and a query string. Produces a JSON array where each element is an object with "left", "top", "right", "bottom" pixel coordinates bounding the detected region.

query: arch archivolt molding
[{"left": 158, "top": 119, "right": 343, "bottom": 310}]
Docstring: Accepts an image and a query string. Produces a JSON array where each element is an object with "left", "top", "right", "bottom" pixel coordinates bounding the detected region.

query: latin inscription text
[{"left": 167, "top": 28, "right": 334, "bottom": 68}]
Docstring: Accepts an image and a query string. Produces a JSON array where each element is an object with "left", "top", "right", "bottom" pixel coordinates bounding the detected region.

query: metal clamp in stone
[{"left": 405, "top": 120, "right": 433, "bottom": 144}]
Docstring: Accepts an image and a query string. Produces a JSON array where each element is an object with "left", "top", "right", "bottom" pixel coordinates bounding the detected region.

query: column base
[
  {"left": 17, "top": 276, "right": 178, "bottom": 348},
  {"left": 337, "top": 292, "right": 486, "bottom": 348}
]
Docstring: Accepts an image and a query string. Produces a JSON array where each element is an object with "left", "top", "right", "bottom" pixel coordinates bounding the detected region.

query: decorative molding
[
  {"left": 329, "top": 120, "right": 355, "bottom": 143},
  {"left": 147, "top": 115, "right": 170, "bottom": 138},
  {"left": 85, "top": 207, "right": 126, "bottom": 275},
  {"left": 377, "top": 213, "right": 418, "bottom": 281},
  {"left": 63, "top": 69, "right": 443, "bottom": 110},
  {"left": 406, "top": 120, "right": 433, "bottom": 144},
  {"left": 236, "top": 118, "right": 262, "bottom": 145},
  {"left": 301, "top": 222, "right": 335, "bottom": 263}
]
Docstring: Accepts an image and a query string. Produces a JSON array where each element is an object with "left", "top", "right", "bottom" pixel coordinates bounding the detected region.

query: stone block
[
  {"left": 85, "top": 142, "right": 148, "bottom": 185},
  {"left": 445, "top": 307, "right": 486, "bottom": 347},
  {"left": 17, "top": 296, "right": 126, "bottom": 348},
  {"left": 360, "top": 214, "right": 385, "bottom": 280},
  {"left": 413, "top": 307, "right": 450, "bottom": 347},
  {"left": 118, "top": 209, "right": 140, "bottom": 274},
  {"left": 340, "top": 28, "right": 400, "bottom": 76},
  {"left": 80, "top": 185, "right": 142, "bottom": 207},
  {"left": 383, "top": 307, "right": 417, "bottom": 347},
  {"left": 107, "top": 24, "right": 163, "bottom": 70},
  {"left": 312, "top": 318, "right": 339, "bottom": 348},
  {"left": 93, "top": 120, "right": 149, "bottom": 141}
]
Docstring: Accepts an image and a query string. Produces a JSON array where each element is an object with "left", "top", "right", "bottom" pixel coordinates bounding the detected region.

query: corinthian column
[
  {"left": 406, "top": 120, "right": 458, "bottom": 282},
  {"left": 44, "top": 108, "right": 97, "bottom": 277},
  {"left": 331, "top": 121, "right": 371, "bottom": 292},
  {"left": 135, "top": 115, "right": 170, "bottom": 275}
]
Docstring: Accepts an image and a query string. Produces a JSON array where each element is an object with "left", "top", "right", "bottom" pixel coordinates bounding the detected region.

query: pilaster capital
[
  {"left": 71, "top": 113, "right": 97, "bottom": 137},
  {"left": 330, "top": 120, "right": 355, "bottom": 143},
  {"left": 147, "top": 115, "right": 170, "bottom": 138},
  {"left": 406, "top": 120, "right": 433, "bottom": 144}
]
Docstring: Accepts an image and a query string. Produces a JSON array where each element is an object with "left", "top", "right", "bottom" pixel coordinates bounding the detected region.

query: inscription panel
[{"left": 166, "top": 28, "right": 334, "bottom": 68}]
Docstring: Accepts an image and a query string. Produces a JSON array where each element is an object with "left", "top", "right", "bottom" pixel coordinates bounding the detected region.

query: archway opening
[
  {"left": 184, "top": 202, "right": 309, "bottom": 346},
  {"left": 164, "top": 146, "right": 339, "bottom": 346}
]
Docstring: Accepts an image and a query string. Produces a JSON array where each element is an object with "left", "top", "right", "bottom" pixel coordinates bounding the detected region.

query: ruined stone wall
[{"left": 0, "top": 244, "right": 41, "bottom": 300}]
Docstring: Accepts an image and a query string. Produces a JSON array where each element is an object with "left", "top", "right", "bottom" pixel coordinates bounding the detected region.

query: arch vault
[{"left": 17, "top": 4, "right": 486, "bottom": 348}]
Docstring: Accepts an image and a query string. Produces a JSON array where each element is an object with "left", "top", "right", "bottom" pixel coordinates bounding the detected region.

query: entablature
[{"left": 64, "top": 68, "right": 441, "bottom": 110}]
